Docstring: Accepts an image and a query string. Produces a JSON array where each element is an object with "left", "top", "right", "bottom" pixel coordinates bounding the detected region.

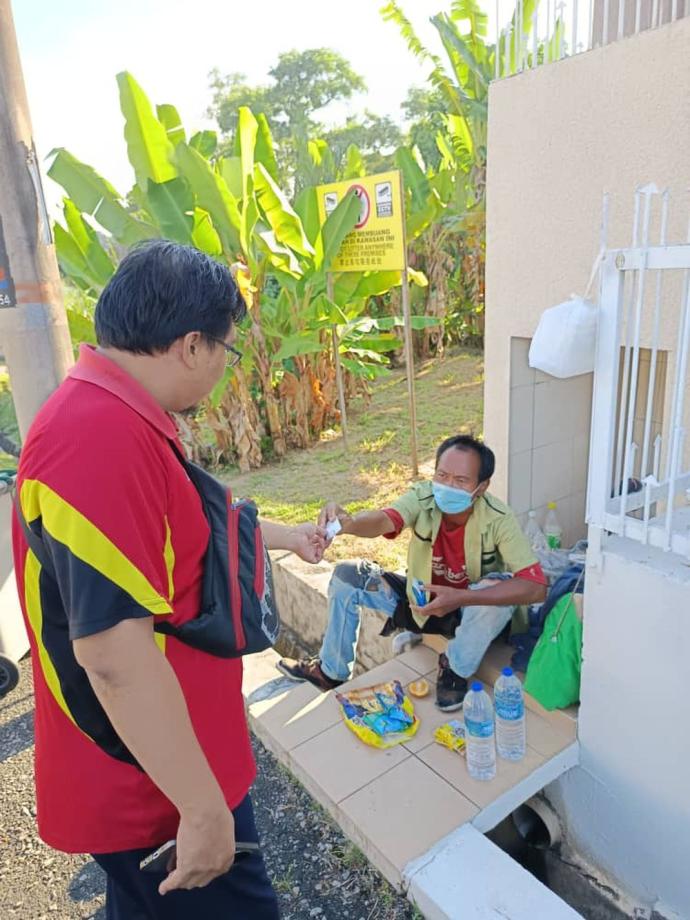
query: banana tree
[{"left": 49, "top": 73, "right": 427, "bottom": 469}]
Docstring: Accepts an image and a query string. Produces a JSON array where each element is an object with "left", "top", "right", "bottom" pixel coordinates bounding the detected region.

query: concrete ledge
[
  {"left": 405, "top": 823, "right": 583, "bottom": 919},
  {"left": 270, "top": 551, "right": 393, "bottom": 673}
]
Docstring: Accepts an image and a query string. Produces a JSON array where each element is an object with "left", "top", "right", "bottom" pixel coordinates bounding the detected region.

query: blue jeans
[
  {"left": 91, "top": 795, "right": 279, "bottom": 920},
  {"left": 319, "top": 561, "right": 514, "bottom": 681}
]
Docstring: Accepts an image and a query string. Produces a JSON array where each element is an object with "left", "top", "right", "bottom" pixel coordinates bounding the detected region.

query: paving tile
[
  {"left": 421, "top": 634, "right": 447, "bottom": 656},
  {"left": 338, "top": 658, "right": 419, "bottom": 693},
  {"left": 401, "top": 679, "right": 448, "bottom": 755},
  {"left": 290, "top": 719, "right": 410, "bottom": 803},
  {"left": 339, "top": 756, "right": 478, "bottom": 878},
  {"left": 395, "top": 643, "right": 439, "bottom": 676},
  {"left": 249, "top": 681, "right": 341, "bottom": 752},
  {"left": 241, "top": 647, "right": 281, "bottom": 699},
  {"left": 417, "top": 736, "right": 545, "bottom": 810},
  {"left": 523, "top": 707, "right": 576, "bottom": 757}
]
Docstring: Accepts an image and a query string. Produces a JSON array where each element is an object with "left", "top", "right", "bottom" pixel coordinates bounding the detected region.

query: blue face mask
[{"left": 432, "top": 482, "right": 477, "bottom": 515}]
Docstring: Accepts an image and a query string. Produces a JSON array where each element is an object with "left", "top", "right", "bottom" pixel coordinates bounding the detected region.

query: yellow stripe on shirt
[
  {"left": 20, "top": 479, "right": 172, "bottom": 617},
  {"left": 23, "top": 550, "right": 79, "bottom": 728}
]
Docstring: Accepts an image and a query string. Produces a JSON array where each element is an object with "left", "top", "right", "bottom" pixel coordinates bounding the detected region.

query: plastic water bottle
[
  {"left": 463, "top": 682, "right": 496, "bottom": 781},
  {"left": 544, "top": 502, "right": 563, "bottom": 549},
  {"left": 494, "top": 667, "right": 526, "bottom": 761},
  {"left": 524, "top": 510, "right": 548, "bottom": 552}
]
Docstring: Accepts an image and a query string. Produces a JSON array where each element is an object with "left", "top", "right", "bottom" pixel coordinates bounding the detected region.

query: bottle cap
[
  {"left": 528, "top": 510, "right": 536, "bottom": 517},
  {"left": 471, "top": 681, "right": 483, "bottom": 692},
  {"left": 502, "top": 666, "right": 513, "bottom": 677},
  {"left": 548, "top": 501, "right": 557, "bottom": 509}
]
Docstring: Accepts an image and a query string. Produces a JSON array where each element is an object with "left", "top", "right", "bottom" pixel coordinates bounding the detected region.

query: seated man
[{"left": 278, "top": 435, "right": 547, "bottom": 711}]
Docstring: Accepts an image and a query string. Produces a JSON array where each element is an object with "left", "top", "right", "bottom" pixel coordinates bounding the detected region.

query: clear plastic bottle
[
  {"left": 463, "top": 682, "right": 497, "bottom": 781},
  {"left": 524, "top": 510, "right": 547, "bottom": 552},
  {"left": 494, "top": 666, "right": 526, "bottom": 761},
  {"left": 544, "top": 502, "right": 563, "bottom": 549}
]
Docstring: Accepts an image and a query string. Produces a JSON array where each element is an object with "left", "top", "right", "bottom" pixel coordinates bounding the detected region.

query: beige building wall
[{"left": 484, "top": 16, "right": 690, "bottom": 542}]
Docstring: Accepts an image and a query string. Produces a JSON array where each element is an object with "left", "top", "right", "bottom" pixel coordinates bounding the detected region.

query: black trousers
[{"left": 92, "top": 795, "right": 280, "bottom": 920}]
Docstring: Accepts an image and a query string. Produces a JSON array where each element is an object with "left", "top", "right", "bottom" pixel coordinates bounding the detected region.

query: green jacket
[{"left": 389, "top": 481, "right": 538, "bottom": 629}]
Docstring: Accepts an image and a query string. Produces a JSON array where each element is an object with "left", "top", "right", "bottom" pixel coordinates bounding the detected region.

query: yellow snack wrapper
[
  {"left": 433, "top": 719, "right": 466, "bottom": 756},
  {"left": 336, "top": 680, "right": 419, "bottom": 749}
]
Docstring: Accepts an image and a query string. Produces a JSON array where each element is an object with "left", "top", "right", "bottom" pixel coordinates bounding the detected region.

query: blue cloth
[
  {"left": 91, "top": 795, "right": 280, "bottom": 920},
  {"left": 510, "top": 562, "right": 585, "bottom": 672}
]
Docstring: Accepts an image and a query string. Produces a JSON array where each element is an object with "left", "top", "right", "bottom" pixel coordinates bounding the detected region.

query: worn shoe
[
  {"left": 276, "top": 656, "right": 344, "bottom": 692},
  {"left": 391, "top": 631, "right": 424, "bottom": 656},
  {"left": 435, "top": 653, "right": 469, "bottom": 712}
]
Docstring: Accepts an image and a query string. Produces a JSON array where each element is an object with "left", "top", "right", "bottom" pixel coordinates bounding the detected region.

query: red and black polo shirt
[{"left": 12, "top": 344, "right": 255, "bottom": 854}]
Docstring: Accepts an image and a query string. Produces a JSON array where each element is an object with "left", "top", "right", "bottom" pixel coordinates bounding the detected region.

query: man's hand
[
  {"left": 412, "top": 584, "right": 466, "bottom": 619},
  {"left": 289, "top": 523, "right": 327, "bottom": 563},
  {"left": 159, "top": 802, "right": 236, "bottom": 895},
  {"left": 318, "top": 502, "right": 353, "bottom": 537}
]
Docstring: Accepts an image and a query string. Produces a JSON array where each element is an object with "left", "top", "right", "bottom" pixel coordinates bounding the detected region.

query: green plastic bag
[{"left": 524, "top": 591, "right": 583, "bottom": 711}]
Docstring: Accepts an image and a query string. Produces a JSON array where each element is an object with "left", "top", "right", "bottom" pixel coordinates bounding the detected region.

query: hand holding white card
[{"left": 325, "top": 519, "right": 342, "bottom": 541}]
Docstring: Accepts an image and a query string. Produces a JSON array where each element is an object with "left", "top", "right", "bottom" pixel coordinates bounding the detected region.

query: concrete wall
[
  {"left": 484, "top": 16, "right": 690, "bottom": 508},
  {"left": 484, "top": 17, "right": 690, "bottom": 914},
  {"left": 270, "top": 552, "right": 392, "bottom": 675},
  {"left": 546, "top": 539, "right": 690, "bottom": 918}
]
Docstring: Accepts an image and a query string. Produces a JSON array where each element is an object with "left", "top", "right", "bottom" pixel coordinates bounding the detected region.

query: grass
[
  {"left": 0, "top": 369, "right": 19, "bottom": 468},
  {"left": 224, "top": 348, "right": 484, "bottom": 572}
]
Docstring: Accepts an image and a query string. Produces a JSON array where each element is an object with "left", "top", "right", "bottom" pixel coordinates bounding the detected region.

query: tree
[
  {"left": 208, "top": 49, "right": 404, "bottom": 191},
  {"left": 402, "top": 87, "right": 447, "bottom": 172},
  {"left": 208, "top": 48, "right": 366, "bottom": 179},
  {"left": 324, "top": 112, "right": 403, "bottom": 176},
  {"left": 49, "top": 74, "right": 432, "bottom": 470}
]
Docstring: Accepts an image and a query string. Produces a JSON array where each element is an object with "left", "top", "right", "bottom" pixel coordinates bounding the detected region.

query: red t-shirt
[
  {"left": 383, "top": 509, "right": 546, "bottom": 587},
  {"left": 12, "top": 345, "right": 255, "bottom": 854}
]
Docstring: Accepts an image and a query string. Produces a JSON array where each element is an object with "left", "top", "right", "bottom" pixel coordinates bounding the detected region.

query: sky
[{"left": 13, "top": 0, "right": 471, "bottom": 215}]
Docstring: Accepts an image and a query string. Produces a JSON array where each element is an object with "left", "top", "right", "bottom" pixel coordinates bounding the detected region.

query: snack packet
[
  {"left": 433, "top": 719, "right": 466, "bottom": 755},
  {"left": 336, "top": 680, "right": 419, "bottom": 749}
]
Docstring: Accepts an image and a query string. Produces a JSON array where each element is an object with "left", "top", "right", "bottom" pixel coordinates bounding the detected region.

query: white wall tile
[
  {"left": 531, "top": 442, "right": 573, "bottom": 509},
  {"left": 508, "top": 449, "right": 533, "bottom": 515},
  {"left": 572, "top": 433, "right": 591, "bottom": 494},
  {"left": 569, "top": 373, "right": 594, "bottom": 434},
  {"left": 509, "top": 385, "right": 534, "bottom": 455},
  {"left": 534, "top": 380, "right": 575, "bottom": 448},
  {"left": 570, "top": 491, "right": 588, "bottom": 542},
  {"left": 510, "top": 337, "right": 535, "bottom": 388}
]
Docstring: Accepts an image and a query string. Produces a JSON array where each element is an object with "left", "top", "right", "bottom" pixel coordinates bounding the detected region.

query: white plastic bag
[
  {"left": 528, "top": 295, "right": 598, "bottom": 378},
  {"left": 528, "top": 249, "right": 603, "bottom": 379}
]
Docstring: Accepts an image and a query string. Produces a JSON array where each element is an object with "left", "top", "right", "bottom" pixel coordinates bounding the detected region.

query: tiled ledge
[{"left": 242, "top": 644, "right": 580, "bottom": 918}]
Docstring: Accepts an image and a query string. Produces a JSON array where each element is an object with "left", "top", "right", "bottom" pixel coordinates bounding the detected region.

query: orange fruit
[{"left": 408, "top": 678, "right": 430, "bottom": 698}]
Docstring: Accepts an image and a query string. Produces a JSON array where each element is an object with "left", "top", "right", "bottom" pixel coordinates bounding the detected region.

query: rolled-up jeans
[{"left": 319, "top": 561, "right": 514, "bottom": 682}]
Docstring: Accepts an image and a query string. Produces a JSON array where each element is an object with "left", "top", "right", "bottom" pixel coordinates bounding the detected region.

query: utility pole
[{"left": 0, "top": 0, "right": 73, "bottom": 442}]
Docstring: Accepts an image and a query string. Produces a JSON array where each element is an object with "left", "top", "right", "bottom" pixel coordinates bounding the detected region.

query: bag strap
[
  {"left": 551, "top": 566, "right": 586, "bottom": 640},
  {"left": 12, "top": 487, "right": 57, "bottom": 579},
  {"left": 582, "top": 246, "right": 606, "bottom": 302}
]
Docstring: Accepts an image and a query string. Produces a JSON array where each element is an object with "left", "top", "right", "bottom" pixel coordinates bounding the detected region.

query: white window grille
[
  {"left": 587, "top": 186, "right": 690, "bottom": 558},
  {"left": 493, "top": 0, "right": 689, "bottom": 81}
]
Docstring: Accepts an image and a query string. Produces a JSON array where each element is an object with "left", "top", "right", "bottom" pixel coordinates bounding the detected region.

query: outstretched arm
[
  {"left": 260, "top": 520, "right": 327, "bottom": 563},
  {"left": 318, "top": 502, "right": 397, "bottom": 539}
]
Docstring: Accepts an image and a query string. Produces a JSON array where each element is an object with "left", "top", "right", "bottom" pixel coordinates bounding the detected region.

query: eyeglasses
[{"left": 208, "top": 337, "right": 242, "bottom": 368}]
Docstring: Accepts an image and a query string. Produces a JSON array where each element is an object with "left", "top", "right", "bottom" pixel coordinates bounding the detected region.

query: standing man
[
  {"left": 279, "top": 435, "right": 547, "bottom": 711},
  {"left": 13, "top": 241, "right": 323, "bottom": 918}
]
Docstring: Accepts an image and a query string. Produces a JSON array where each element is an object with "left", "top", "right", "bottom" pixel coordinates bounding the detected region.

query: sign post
[
  {"left": 327, "top": 272, "right": 348, "bottom": 447},
  {"left": 316, "top": 170, "right": 419, "bottom": 474}
]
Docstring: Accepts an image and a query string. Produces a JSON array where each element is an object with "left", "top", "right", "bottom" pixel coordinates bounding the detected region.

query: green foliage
[{"left": 49, "top": 73, "right": 436, "bottom": 470}]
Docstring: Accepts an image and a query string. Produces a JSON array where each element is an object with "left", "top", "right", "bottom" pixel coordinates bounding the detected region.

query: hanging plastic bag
[{"left": 528, "top": 250, "right": 603, "bottom": 379}]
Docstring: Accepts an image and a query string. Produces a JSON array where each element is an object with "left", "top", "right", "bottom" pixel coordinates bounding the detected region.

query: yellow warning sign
[{"left": 316, "top": 170, "right": 406, "bottom": 272}]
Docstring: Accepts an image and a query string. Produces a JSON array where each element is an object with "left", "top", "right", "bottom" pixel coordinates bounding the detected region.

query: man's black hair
[
  {"left": 435, "top": 434, "right": 496, "bottom": 483},
  {"left": 95, "top": 239, "right": 246, "bottom": 354}
]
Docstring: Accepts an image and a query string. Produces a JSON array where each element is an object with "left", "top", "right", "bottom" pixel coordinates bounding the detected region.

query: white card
[{"left": 325, "top": 519, "right": 342, "bottom": 541}]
